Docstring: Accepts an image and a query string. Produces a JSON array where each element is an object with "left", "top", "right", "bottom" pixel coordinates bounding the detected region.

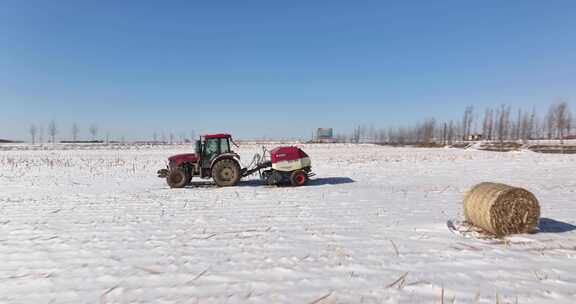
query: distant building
[{"left": 316, "top": 128, "right": 335, "bottom": 143}]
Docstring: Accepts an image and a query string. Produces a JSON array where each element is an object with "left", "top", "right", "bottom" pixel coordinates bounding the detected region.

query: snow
[{"left": 0, "top": 144, "right": 575, "bottom": 303}]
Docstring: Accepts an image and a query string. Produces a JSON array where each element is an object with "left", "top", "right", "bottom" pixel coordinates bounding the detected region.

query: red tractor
[{"left": 157, "top": 134, "right": 313, "bottom": 188}]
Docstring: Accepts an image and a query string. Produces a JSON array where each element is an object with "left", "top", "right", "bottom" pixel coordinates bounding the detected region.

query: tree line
[
  {"left": 28, "top": 121, "right": 103, "bottom": 144},
  {"left": 27, "top": 121, "right": 196, "bottom": 145},
  {"left": 340, "top": 101, "right": 573, "bottom": 145},
  {"left": 25, "top": 101, "right": 573, "bottom": 145}
]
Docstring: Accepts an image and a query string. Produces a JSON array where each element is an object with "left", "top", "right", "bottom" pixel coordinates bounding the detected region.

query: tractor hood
[{"left": 168, "top": 153, "right": 199, "bottom": 166}]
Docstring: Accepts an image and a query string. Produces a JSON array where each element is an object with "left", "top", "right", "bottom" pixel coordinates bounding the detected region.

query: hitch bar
[
  {"left": 241, "top": 161, "right": 272, "bottom": 177},
  {"left": 157, "top": 168, "right": 169, "bottom": 178}
]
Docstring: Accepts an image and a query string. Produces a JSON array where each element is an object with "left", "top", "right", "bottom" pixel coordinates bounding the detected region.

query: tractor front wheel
[
  {"left": 212, "top": 159, "right": 240, "bottom": 187},
  {"left": 290, "top": 170, "right": 307, "bottom": 187},
  {"left": 166, "top": 168, "right": 189, "bottom": 188}
]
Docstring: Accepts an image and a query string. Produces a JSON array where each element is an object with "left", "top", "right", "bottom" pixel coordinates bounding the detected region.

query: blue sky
[{"left": 1, "top": 1, "right": 575, "bottom": 140}]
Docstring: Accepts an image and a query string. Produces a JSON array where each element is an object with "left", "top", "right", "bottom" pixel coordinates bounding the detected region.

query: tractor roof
[{"left": 204, "top": 133, "right": 231, "bottom": 139}]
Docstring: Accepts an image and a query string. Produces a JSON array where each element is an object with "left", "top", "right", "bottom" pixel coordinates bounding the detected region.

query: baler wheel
[
  {"left": 290, "top": 170, "right": 307, "bottom": 186},
  {"left": 167, "top": 168, "right": 189, "bottom": 188},
  {"left": 212, "top": 159, "right": 241, "bottom": 187}
]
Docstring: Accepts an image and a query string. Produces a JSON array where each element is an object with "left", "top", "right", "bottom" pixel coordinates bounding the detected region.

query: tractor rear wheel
[
  {"left": 290, "top": 170, "right": 307, "bottom": 186},
  {"left": 166, "top": 168, "right": 189, "bottom": 188},
  {"left": 212, "top": 159, "right": 240, "bottom": 187}
]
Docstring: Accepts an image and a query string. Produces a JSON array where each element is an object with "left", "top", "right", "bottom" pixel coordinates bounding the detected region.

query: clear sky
[{"left": 1, "top": 1, "right": 576, "bottom": 141}]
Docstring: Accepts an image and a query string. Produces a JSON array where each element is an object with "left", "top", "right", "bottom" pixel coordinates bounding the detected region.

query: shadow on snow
[
  {"left": 184, "top": 176, "right": 355, "bottom": 188},
  {"left": 538, "top": 218, "right": 576, "bottom": 233},
  {"left": 305, "top": 177, "right": 355, "bottom": 186}
]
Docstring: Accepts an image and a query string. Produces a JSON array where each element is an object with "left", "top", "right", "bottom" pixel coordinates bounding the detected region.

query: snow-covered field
[{"left": 1, "top": 144, "right": 575, "bottom": 304}]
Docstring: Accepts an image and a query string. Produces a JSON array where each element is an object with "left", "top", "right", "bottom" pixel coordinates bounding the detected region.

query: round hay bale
[{"left": 464, "top": 182, "right": 540, "bottom": 236}]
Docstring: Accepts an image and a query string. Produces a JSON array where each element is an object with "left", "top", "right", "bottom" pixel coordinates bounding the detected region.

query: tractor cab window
[
  {"left": 203, "top": 137, "right": 231, "bottom": 163},
  {"left": 220, "top": 138, "right": 230, "bottom": 154},
  {"left": 204, "top": 138, "right": 219, "bottom": 160}
]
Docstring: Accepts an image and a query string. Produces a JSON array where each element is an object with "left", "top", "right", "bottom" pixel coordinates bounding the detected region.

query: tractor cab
[{"left": 196, "top": 134, "right": 233, "bottom": 168}]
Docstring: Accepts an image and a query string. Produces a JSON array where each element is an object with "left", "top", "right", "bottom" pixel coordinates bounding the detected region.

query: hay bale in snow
[{"left": 464, "top": 182, "right": 540, "bottom": 236}]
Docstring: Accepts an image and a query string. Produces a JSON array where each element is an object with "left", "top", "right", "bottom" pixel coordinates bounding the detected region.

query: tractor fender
[{"left": 210, "top": 153, "right": 241, "bottom": 169}]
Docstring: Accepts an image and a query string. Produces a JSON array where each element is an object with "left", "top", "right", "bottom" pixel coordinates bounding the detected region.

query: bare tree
[
  {"left": 420, "top": 119, "right": 436, "bottom": 144},
  {"left": 397, "top": 127, "right": 407, "bottom": 145},
  {"left": 72, "top": 123, "right": 79, "bottom": 142},
  {"left": 48, "top": 120, "right": 57, "bottom": 144},
  {"left": 29, "top": 125, "right": 37, "bottom": 144},
  {"left": 519, "top": 110, "right": 531, "bottom": 143},
  {"left": 357, "top": 125, "right": 367, "bottom": 143},
  {"left": 376, "top": 129, "right": 387, "bottom": 143},
  {"left": 367, "top": 125, "right": 376, "bottom": 142},
  {"left": 89, "top": 124, "right": 98, "bottom": 141},
  {"left": 462, "top": 106, "right": 474, "bottom": 140},
  {"left": 482, "top": 108, "right": 494, "bottom": 141},
  {"left": 352, "top": 126, "right": 361, "bottom": 144},
  {"left": 442, "top": 122, "right": 447, "bottom": 145},
  {"left": 528, "top": 107, "right": 537, "bottom": 140},
  {"left": 169, "top": 133, "right": 174, "bottom": 145},
  {"left": 545, "top": 104, "right": 557, "bottom": 140},
  {"left": 495, "top": 105, "right": 510, "bottom": 148},
  {"left": 551, "top": 101, "right": 571, "bottom": 143},
  {"left": 468, "top": 106, "right": 474, "bottom": 138},
  {"left": 514, "top": 109, "right": 522, "bottom": 140},
  {"left": 39, "top": 125, "right": 45, "bottom": 144},
  {"left": 567, "top": 112, "right": 573, "bottom": 137},
  {"left": 448, "top": 121, "right": 455, "bottom": 145}
]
